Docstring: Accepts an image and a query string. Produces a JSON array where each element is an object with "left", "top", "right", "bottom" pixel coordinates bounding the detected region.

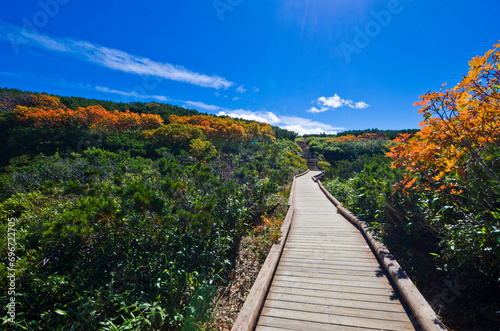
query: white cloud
[
  {"left": 319, "top": 95, "right": 345, "bottom": 108},
  {"left": 95, "top": 86, "right": 170, "bottom": 102},
  {"left": 280, "top": 116, "right": 343, "bottom": 135},
  {"left": 0, "top": 71, "right": 23, "bottom": 79},
  {"left": 0, "top": 21, "right": 234, "bottom": 90},
  {"left": 307, "top": 94, "right": 369, "bottom": 113},
  {"left": 306, "top": 106, "right": 329, "bottom": 113},
  {"left": 236, "top": 85, "right": 247, "bottom": 94},
  {"left": 252, "top": 87, "right": 260, "bottom": 93},
  {"left": 232, "top": 97, "right": 241, "bottom": 101},
  {"left": 282, "top": 125, "right": 337, "bottom": 136},
  {"left": 218, "top": 109, "right": 343, "bottom": 135},
  {"left": 183, "top": 101, "right": 221, "bottom": 112},
  {"left": 218, "top": 109, "right": 281, "bottom": 125},
  {"left": 354, "top": 101, "right": 369, "bottom": 108}
]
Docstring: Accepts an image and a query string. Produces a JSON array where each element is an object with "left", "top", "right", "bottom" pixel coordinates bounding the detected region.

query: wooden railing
[{"left": 313, "top": 173, "right": 447, "bottom": 331}]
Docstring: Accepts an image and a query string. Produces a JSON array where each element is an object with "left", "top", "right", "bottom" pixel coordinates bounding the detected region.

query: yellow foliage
[
  {"left": 189, "top": 138, "right": 218, "bottom": 160},
  {"left": 168, "top": 114, "right": 275, "bottom": 142}
]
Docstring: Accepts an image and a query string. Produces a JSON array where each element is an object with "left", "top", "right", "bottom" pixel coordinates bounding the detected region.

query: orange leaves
[
  {"left": 415, "top": 98, "right": 430, "bottom": 109},
  {"left": 336, "top": 134, "right": 358, "bottom": 141},
  {"left": 29, "top": 93, "right": 65, "bottom": 108},
  {"left": 138, "top": 112, "right": 164, "bottom": 129},
  {"left": 389, "top": 41, "right": 500, "bottom": 195},
  {"left": 14, "top": 103, "right": 163, "bottom": 131},
  {"left": 15, "top": 93, "right": 164, "bottom": 131},
  {"left": 327, "top": 132, "right": 386, "bottom": 143},
  {"left": 168, "top": 114, "right": 275, "bottom": 142}
]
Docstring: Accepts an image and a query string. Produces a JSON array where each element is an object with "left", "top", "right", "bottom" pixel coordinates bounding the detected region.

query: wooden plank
[
  {"left": 286, "top": 238, "right": 368, "bottom": 243},
  {"left": 264, "top": 299, "right": 410, "bottom": 322},
  {"left": 271, "top": 274, "right": 395, "bottom": 290},
  {"left": 278, "top": 260, "right": 387, "bottom": 273},
  {"left": 276, "top": 266, "right": 391, "bottom": 281},
  {"left": 276, "top": 266, "right": 388, "bottom": 280},
  {"left": 289, "top": 231, "right": 360, "bottom": 236},
  {"left": 280, "top": 256, "right": 380, "bottom": 267},
  {"left": 268, "top": 285, "right": 403, "bottom": 305},
  {"left": 257, "top": 315, "right": 375, "bottom": 331},
  {"left": 265, "top": 292, "right": 407, "bottom": 313},
  {"left": 286, "top": 237, "right": 365, "bottom": 242},
  {"left": 280, "top": 257, "right": 378, "bottom": 267},
  {"left": 280, "top": 251, "right": 376, "bottom": 261},
  {"left": 282, "top": 245, "right": 372, "bottom": 252},
  {"left": 290, "top": 230, "right": 358, "bottom": 234},
  {"left": 260, "top": 307, "right": 414, "bottom": 330},
  {"left": 255, "top": 326, "right": 294, "bottom": 331},
  {"left": 280, "top": 250, "right": 375, "bottom": 259},
  {"left": 282, "top": 246, "right": 372, "bottom": 252},
  {"left": 287, "top": 234, "right": 366, "bottom": 239},
  {"left": 289, "top": 227, "right": 355, "bottom": 231},
  {"left": 284, "top": 243, "right": 371, "bottom": 250},
  {"left": 282, "top": 248, "right": 375, "bottom": 257},
  {"left": 290, "top": 225, "right": 359, "bottom": 231},
  {"left": 274, "top": 269, "right": 393, "bottom": 287},
  {"left": 285, "top": 240, "right": 366, "bottom": 245},
  {"left": 287, "top": 231, "right": 363, "bottom": 236},
  {"left": 268, "top": 276, "right": 396, "bottom": 295},
  {"left": 288, "top": 230, "right": 360, "bottom": 234},
  {"left": 279, "top": 259, "right": 381, "bottom": 270},
  {"left": 282, "top": 248, "right": 375, "bottom": 258}
]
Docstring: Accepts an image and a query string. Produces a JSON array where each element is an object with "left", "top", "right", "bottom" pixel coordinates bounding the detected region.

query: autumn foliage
[
  {"left": 386, "top": 42, "right": 500, "bottom": 281},
  {"left": 387, "top": 42, "right": 500, "bottom": 195},
  {"left": 168, "top": 114, "right": 275, "bottom": 142},
  {"left": 142, "top": 123, "right": 205, "bottom": 150},
  {"left": 14, "top": 94, "right": 164, "bottom": 131},
  {"left": 326, "top": 132, "right": 386, "bottom": 142},
  {"left": 29, "top": 93, "right": 65, "bottom": 108}
]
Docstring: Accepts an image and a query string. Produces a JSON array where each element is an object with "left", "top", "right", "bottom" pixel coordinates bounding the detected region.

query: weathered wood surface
[{"left": 255, "top": 171, "right": 420, "bottom": 331}]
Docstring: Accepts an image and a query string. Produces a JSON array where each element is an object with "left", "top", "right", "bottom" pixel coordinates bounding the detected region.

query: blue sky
[{"left": 0, "top": 0, "right": 498, "bottom": 135}]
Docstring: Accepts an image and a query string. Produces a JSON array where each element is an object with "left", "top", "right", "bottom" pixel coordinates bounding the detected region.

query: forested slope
[{"left": 0, "top": 89, "right": 306, "bottom": 330}]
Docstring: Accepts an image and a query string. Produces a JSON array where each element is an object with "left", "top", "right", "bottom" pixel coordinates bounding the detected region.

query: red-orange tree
[
  {"left": 14, "top": 103, "right": 164, "bottom": 131},
  {"left": 387, "top": 42, "right": 500, "bottom": 277}
]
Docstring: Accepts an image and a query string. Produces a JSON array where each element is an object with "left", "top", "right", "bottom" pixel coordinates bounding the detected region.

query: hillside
[{"left": 0, "top": 88, "right": 306, "bottom": 330}]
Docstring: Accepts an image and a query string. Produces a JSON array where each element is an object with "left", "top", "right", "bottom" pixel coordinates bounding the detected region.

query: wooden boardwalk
[{"left": 255, "top": 171, "right": 418, "bottom": 330}]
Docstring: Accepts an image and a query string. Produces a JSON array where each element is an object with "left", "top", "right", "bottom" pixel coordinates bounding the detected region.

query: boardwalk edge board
[
  {"left": 312, "top": 172, "right": 447, "bottom": 331},
  {"left": 231, "top": 169, "right": 310, "bottom": 331}
]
